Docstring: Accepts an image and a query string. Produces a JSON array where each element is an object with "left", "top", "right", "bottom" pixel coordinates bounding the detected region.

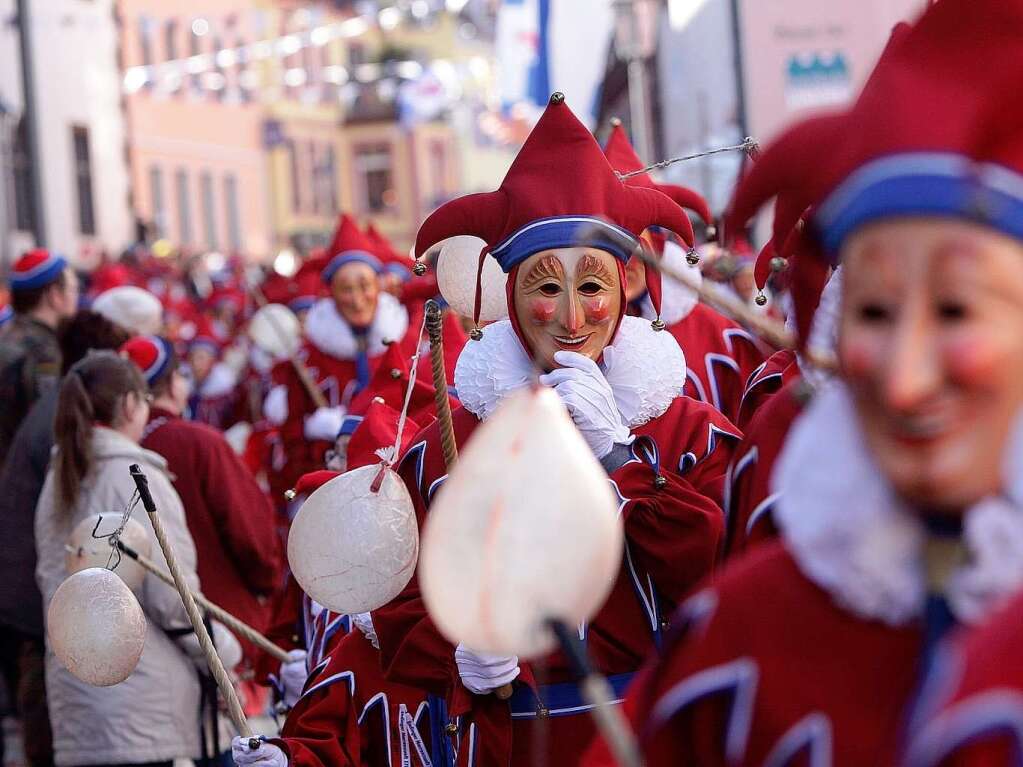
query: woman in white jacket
[{"left": 36, "top": 351, "right": 207, "bottom": 767}]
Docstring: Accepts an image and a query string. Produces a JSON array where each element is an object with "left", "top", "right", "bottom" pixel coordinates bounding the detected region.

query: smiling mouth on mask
[{"left": 553, "top": 334, "right": 591, "bottom": 347}]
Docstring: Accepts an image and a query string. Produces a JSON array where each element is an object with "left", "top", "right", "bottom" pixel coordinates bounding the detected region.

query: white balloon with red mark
[
  {"left": 288, "top": 465, "right": 419, "bottom": 614},
  {"left": 248, "top": 303, "right": 301, "bottom": 359},
  {"left": 66, "top": 514, "right": 151, "bottom": 592},
  {"left": 420, "top": 386, "right": 623, "bottom": 659},
  {"left": 436, "top": 236, "right": 509, "bottom": 322},
  {"left": 47, "top": 567, "right": 147, "bottom": 686}
]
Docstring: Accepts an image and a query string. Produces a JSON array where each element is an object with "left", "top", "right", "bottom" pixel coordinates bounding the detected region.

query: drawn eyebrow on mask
[
  {"left": 577, "top": 253, "right": 615, "bottom": 283},
  {"left": 520, "top": 254, "right": 565, "bottom": 289}
]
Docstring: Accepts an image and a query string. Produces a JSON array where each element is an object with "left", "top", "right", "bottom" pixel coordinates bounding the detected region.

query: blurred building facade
[
  {"left": 594, "top": 0, "right": 928, "bottom": 219},
  {"left": 0, "top": 0, "right": 133, "bottom": 272},
  {"left": 119, "top": 0, "right": 509, "bottom": 260}
]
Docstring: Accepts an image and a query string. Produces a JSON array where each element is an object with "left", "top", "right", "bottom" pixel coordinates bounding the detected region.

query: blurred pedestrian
[
  {"left": 35, "top": 351, "right": 208, "bottom": 767},
  {"left": 121, "top": 335, "right": 284, "bottom": 669},
  {"left": 0, "top": 249, "right": 79, "bottom": 466},
  {"left": 0, "top": 310, "right": 129, "bottom": 767}
]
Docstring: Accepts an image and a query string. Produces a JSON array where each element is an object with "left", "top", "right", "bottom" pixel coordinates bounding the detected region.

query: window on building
[
  {"left": 307, "top": 141, "right": 320, "bottom": 214},
  {"left": 71, "top": 126, "right": 96, "bottom": 236},
  {"left": 139, "top": 15, "right": 155, "bottom": 91},
  {"left": 149, "top": 165, "right": 166, "bottom": 239},
  {"left": 287, "top": 140, "right": 302, "bottom": 214},
  {"left": 189, "top": 25, "right": 203, "bottom": 95},
  {"left": 223, "top": 173, "right": 241, "bottom": 251},
  {"left": 354, "top": 143, "right": 395, "bottom": 214},
  {"left": 11, "top": 116, "right": 36, "bottom": 234},
  {"left": 200, "top": 172, "right": 218, "bottom": 248},
  {"left": 176, "top": 168, "right": 192, "bottom": 245},
  {"left": 325, "top": 145, "right": 338, "bottom": 213},
  {"left": 164, "top": 20, "right": 180, "bottom": 93}
]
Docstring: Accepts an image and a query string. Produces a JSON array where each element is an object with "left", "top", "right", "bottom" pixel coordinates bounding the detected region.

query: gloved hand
[
  {"left": 352, "top": 612, "right": 379, "bottom": 650},
  {"left": 539, "top": 351, "right": 632, "bottom": 458},
  {"left": 263, "top": 384, "right": 289, "bottom": 425},
  {"left": 231, "top": 736, "right": 288, "bottom": 766},
  {"left": 455, "top": 644, "right": 520, "bottom": 695},
  {"left": 303, "top": 406, "right": 345, "bottom": 441},
  {"left": 279, "top": 649, "right": 308, "bottom": 709}
]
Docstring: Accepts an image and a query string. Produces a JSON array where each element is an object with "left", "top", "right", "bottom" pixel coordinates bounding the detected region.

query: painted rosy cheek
[
  {"left": 839, "top": 335, "right": 882, "bottom": 381},
  {"left": 583, "top": 297, "right": 611, "bottom": 324},
  {"left": 944, "top": 334, "right": 1002, "bottom": 388},
  {"left": 528, "top": 299, "right": 556, "bottom": 324}
]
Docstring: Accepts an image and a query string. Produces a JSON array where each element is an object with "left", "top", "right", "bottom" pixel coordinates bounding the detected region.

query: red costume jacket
[
  {"left": 734, "top": 349, "right": 799, "bottom": 429},
  {"left": 671, "top": 303, "right": 766, "bottom": 425},
  {"left": 724, "top": 378, "right": 810, "bottom": 558},
  {"left": 587, "top": 543, "right": 925, "bottom": 767},
  {"left": 273, "top": 629, "right": 439, "bottom": 767},
  {"left": 904, "top": 589, "right": 1023, "bottom": 767},
  {"left": 373, "top": 395, "right": 740, "bottom": 766},
  {"left": 142, "top": 407, "right": 284, "bottom": 662}
]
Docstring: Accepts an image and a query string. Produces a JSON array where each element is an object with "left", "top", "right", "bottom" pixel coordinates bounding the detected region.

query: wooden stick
[
  {"left": 636, "top": 249, "right": 837, "bottom": 372},
  {"left": 117, "top": 542, "right": 289, "bottom": 663},
  {"left": 246, "top": 280, "right": 329, "bottom": 409},
  {"left": 129, "top": 465, "right": 260, "bottom": 750},
  {"left": 423, "top": 301, "right": 513, "bottom": 702}
]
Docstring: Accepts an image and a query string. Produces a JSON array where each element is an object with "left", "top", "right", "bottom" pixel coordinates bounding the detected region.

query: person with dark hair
[
  {"left": 0, "top": 249, "right": 79, "bottom": 467},
  {"left": 0, "top": 310, "right": 129, "bottom": 767},
  {"left": 120, "top": 335, "right": 284, "bottom": 672},
  {"left": 34, "top": 351, "right": 214, "bottom": 767}
]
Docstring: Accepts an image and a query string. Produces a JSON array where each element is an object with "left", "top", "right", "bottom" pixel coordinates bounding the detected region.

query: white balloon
[
  {"left": 420, "top": 387, "right": 623, "bottom": 659},
  {"left": 248, "top": 303, "right": 301, "bottom": 359},
  {"left": 66, "top": 515, "right": 152, "bottom": 592},
  {"left": 436, "top": 236, "right": 508, "bottom": 322},
  {"left": 47, "top": 568, "right": 147, "bottom": 687},
  {"left": 288, "top": 465, "right": 419, "bottom": 614}
]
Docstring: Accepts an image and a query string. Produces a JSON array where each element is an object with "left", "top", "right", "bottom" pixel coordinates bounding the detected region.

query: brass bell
[
  {"left": 284, "top": 488, "right": 296, "bottom": 501},
  {"left": 413, "top": 260, "right": 427, "bottom": 276},
  {"left": 754, "top": 292, "right": 768, "bottom": 307},
  {"left": 770, "top": 256, "right": 788, "bottom": 273},
  {"left": 389, "top": 368, "right": 402, "bottom": 380},
  {"left": 685, "top": 248, "right": 700, "bottom": 266},
  {"left": 469, "top": 327, "right": 483, "bottom": 341},
  {"left": 654, "top": 474, "right": 667, "bottom": 490},
  {"left": 651, "top": 318, "right": 666, "bottom": 332}
]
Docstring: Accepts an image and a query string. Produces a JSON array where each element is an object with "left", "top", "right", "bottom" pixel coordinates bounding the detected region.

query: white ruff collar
[
  {"left": 454, "top": 315, "right": 686, "bottom": 426},
  {"left": 774, "top": 382, "right": 1023, "bottom": 626},
  {"left": 304, "top": 293, "right": 409, "bottom": 361},
  {"left": 639, "top": 240, "right": 701, "bottom": 326}
]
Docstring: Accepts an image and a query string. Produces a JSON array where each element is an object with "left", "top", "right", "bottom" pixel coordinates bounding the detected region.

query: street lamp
[{"left": 613, "top": 0, "right": 655, "bottom": 163}]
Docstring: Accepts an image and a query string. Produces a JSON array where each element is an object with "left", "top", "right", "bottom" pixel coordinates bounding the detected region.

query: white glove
[
  {"left": 303, "top": 406, "right": 345, "bottom": 441},
  {"left": 231, "top": 737, "right": 288, "bottom": 766},
  {"left": 455, "top": 644, "right": 519, "bottom": 695},
  {"left": 351, "top": 612, "right": 378, "bottom": 649},
  {"left": 263, "top": 384, "right": 289, "bottom": 425},
  {"left": 538, "top": 351, "right": 633, "bottom": 458},
  {"left": 279, "top": 649, "right": 308, "bottom": 709}
]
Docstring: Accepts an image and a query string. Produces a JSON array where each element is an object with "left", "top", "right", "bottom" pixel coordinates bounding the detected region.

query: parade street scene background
[{"left": 10, "top": 1, "right": 1022, "bottom": 767}]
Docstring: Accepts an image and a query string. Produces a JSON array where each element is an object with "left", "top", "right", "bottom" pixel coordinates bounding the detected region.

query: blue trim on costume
[
  {"left": 288, "top": 296, "right": 317, "bottom": 313},
  {"left": 322, "top": 250, "right": 383, "bottom": 283},
  {"left": 508, "top": 673, "right": 634, "bottom": 719},
  {"left": 338, "top": 414, "right": 364, "bottom": 438},
  {"left": 489, "top": 216, "right": 638, "bottom": 272},
  {"left": 12, "top": 252, "right": 66, "bottom": 290},
  {"left": 427, "top": 693, "right": 455, "bottom": 767},
  {"left": 649, "top": 658, "right": 758, "bottom": 763},
  {"left": 816, "top": 152, "right": 1023, "bottom": 258}
]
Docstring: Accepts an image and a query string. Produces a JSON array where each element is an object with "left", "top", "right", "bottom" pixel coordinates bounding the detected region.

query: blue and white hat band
[
  {"left": 11, "top": 253, "right": 67, "bottom": 290},
  {"left": 816, "top": 152, "right": 1023, "bottom": 258},
  {"left": 322, "top": 251, "right": 383, "bottom": 283},
  {"left": 489, "top": 216, "right": 639, "bottom": 273}
]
